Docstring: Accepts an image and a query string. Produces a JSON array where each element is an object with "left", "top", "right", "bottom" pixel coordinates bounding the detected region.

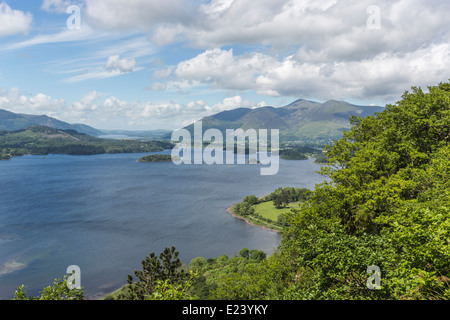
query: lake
[{"left": 0, "top": 151, "right": 327, "bottom": 299}]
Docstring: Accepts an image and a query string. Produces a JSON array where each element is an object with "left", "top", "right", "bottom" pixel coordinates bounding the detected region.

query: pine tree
[{"left": 118, "top": 246, "right": 188, "bottom": 300}]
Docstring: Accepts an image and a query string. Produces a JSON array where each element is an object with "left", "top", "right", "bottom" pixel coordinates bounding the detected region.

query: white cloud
[
  {"left": 1, "top": 25, "right": 98, "bottom": 52},
  {"left": 85, "top": 0, "right": 194, "bottom": 31},
  {"left": 71, "top": 91, "right": 101, "bottom": 111},
  {"left": 81, "top": 0, "right": 450, "bottom": 65},
  {"left": 184, "top": 0, "right": 450, "bottom": 56},
  {"left": 104, "top": 55, "right": 136, "bottom": 73},
  {"left": 171, "top": 41, "right": 450, "bottom": 103},
  {"left": 64, "top": 70, "right": 122, "bottom": 83},
  {"left": 0, "top": 86, "right": 272, "bottom": 130},
  {"left": 72, "top": 93, "right": 265, "bottom": 129},
  {"left": 63, "top": 54, "right": 140, "bottom": 83},
  {"left": 153, "top": 67, "right": 174, "bottom": 79},
  {"left": 0, "top": 88, "right": 65, "bottom": 115},
  {"left": 0, "top": 3, "right": 33, "bottom": 37},
  {"left": 40, "top": 0, "right": 77, "bottom": 13},
  {"left": 208, "top": 95, "right": 266, "bottom": 113},
  {"left": 174, "top": 48, "right": 275, "bottom": 91},
  {"left": 148, "top": 82, "right": 168, "bottom": 91},
  {"left": 150, "top": 24, "right": 186, "bottom": 46}
]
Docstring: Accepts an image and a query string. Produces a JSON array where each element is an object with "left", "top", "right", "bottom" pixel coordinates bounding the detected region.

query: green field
[{"left": 253, "top": 201, "right": 302, "bottom": 222}]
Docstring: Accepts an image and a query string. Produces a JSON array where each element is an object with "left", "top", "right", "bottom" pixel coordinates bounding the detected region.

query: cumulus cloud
[
  {"left": 104, "top": 55, "right": 136, "bottom": 73},
  {"left": 0, "top": 85, "right": 272, "bottom": 129},
  {"left": 174, "top": 48, "right": 274, "bottom": 91},
  {"left": 85, "top": 0, "right": 449, "bottom": 54},
  {"left": 171, "top": 43, "right": 450, "bottom": 102},
  {"left": 71, "top": 91, "right": 101, "bottom": 112},
  {"left": 0, "top": 88, "right": 65, "bottom": 115},
  {"left": 76, "top": 0, "right": 450, "bottom": 103},
  {"left": 2, "top": 0, "right": 445, "bottom": 105},
  {"left": 208, "top": 95, "right": 266, "bottom": 113},
  {"left": 72, "top": 93, "right": 265, "bottom": 129},
  {"left": 0, "top": 3, "right": 33, "bottom": 37}
]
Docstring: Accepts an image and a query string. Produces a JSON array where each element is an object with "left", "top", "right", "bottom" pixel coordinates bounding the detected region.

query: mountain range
[
  {"left": 177, "top": 99, "right": 385, "bottom": 141},
  {"left": 0, "top": 99, "right": 385, "bottom": 142}
]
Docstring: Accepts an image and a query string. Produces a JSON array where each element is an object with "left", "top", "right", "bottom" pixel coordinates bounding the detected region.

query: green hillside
[
  {"left": 0, "top": 109, "right": 103, "bottom": 136},
  {"left": 0, "top": 125, "right": 173, "bottom": 160},
  {"left": 176, "top": 99, "right": 384, "bottom": 143}
]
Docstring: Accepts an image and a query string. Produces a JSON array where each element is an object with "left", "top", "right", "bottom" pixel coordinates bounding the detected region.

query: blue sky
[{"left": 0, "top": 0, "right": 449, "bottom": 130}]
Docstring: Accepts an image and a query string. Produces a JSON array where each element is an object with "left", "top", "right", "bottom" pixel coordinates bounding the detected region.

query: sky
[{"left": 0, "top": 0, "right": 449, "bottom": 130}]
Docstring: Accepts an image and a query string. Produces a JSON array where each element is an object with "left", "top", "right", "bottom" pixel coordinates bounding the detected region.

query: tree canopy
[{"left": 282, "top": 81, "right": 450, "bottom": 299}]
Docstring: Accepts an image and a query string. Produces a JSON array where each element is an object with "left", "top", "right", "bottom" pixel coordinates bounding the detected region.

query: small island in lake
[{"left": 138, "top": 154, "right": 178, "bottom": 162}]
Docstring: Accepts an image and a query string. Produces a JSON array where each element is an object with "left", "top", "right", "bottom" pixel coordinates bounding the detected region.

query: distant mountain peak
[{"left": 179, "top": 99, "right": 384, "bottom": 141}]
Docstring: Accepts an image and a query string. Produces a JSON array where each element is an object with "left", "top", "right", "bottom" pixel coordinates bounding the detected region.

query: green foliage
[
  {"left": 243, "top": 195, "right": 259, "bottom": 206},
  {"left": 280, "top": 148, "right": 309, "bottom": 160},
  {"left": 313, "top": 152, "right": 328, "bottom": 164},
  {"left": 264, "top": 187, "right": 309, "bottom": 209},
  {"left": 188, "top": 249, "right": 275, "bottom": 300},
  {"left": 118, "top": 246, "right": 189, "bottom": 300},
  {"left": 232, "top": 201, "right": 255, "bottom": 216},
  {"left": 281, "top": 81, "right": 450, "bottom": 299},
  {"left": 145, "top": 271, "right": 198, "bottom": 300},
  {"left": 279, "top": 146, "right": 328, "bottom": 162},
  {"left": 262, "top": 187, "right": 310, "bottom": 204},
  {"left": 0, "top": 125, "right": 173, "bottom": 159},
  {"left": 13, "top": 276, "right": 85, "bottom": 300},
  {"left": 138, "top": 154, "right": 174, "bottom": 162}
]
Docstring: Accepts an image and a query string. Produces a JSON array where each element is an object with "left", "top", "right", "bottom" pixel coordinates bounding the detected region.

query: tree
[
  {"left": 118, "top": 246, "right": 189, "bottom": 300},
  {"left": 249, "top": 249, "right": 267, "bottom": 262},
  {"left": 239, "top": 248, "right": 250, "bottom": 259},
  {"left": 189, "top": 257, "right": 207, "bottom": 272},
  {"left": 234, "top": 201, "right": 255, "bottom": 216},
  {"left": 146, "top": 271, "right": 198, "bottom": 300},
  {"left": 273, "top": 195, "right": 283, "bottom": 208},
  {"left": 243, "top": 195, "right": 259, "bottom": 206},
  {"left": 13, "top": 276, "right": 85, "bottom": 300}
]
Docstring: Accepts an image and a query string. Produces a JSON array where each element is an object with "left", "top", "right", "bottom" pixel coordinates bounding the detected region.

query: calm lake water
[{"left": 0, "top": 151, "right": 327, "bottom": 299}]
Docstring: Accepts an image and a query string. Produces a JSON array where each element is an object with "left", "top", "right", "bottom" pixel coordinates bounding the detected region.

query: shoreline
[{"left": 226, "top": 204, "right": 281, "bottom": 233}]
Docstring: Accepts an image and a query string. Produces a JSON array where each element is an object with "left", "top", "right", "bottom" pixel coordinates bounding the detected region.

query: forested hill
[
  {"left": 0, "top": 125, "right": 173, "bottom": 160},
  {"left": 0, "top": 109, "right": 103, "bottom": 136}
]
